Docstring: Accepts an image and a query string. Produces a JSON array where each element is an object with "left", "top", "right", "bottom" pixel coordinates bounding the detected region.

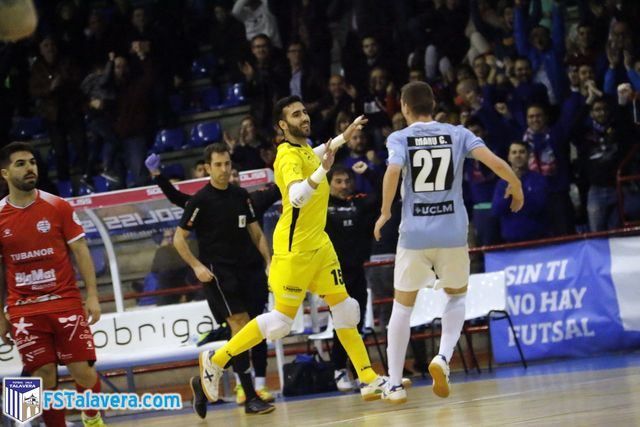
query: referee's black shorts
[{"left": 204, "top": 262, "right": 269, "bottom": 321}]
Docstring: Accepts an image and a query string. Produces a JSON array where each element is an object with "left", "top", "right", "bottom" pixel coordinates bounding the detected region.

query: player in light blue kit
[{"left": 374, "top": 82, "right": 524, "bottom": 403}]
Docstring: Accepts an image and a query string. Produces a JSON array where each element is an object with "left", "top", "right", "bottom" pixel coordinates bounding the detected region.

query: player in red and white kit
[{"left": 0, "top": 142, "right": 105, "bottom": 427}]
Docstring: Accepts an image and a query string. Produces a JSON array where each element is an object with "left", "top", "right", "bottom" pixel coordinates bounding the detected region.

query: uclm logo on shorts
[{"left": 3, "top": 377, "right": 42, "bottom": 423}]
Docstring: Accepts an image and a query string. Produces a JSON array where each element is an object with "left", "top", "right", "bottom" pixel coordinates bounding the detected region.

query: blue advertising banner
[{"left": 485, "top": 237, "right": 640, "bottom": 363}]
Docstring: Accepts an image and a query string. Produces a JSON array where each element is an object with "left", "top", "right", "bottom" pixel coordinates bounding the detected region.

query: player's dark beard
[
  {"left": 287, "top": 121, "right": 311, "bottom": 138},
  {"left": 13, "top": 176, "right": 37, "bottom": 191}
]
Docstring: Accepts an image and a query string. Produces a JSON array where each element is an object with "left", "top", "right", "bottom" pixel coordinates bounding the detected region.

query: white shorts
[{"left": 394, "top": 246, "right": 470, "bottom": 292}]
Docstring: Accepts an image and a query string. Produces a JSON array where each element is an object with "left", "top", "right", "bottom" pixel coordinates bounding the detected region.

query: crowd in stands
[{"left": 1, "top": 0, "right": 640, "bottom": 250}]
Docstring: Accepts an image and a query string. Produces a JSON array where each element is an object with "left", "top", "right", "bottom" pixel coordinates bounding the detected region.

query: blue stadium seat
[
  {"left": 77, "top": 182, "right": 93, "bottom": 196},
  {"left": 189, "top": 121, "right": 222, "bottom": 147},
  {"left": 93, "top": 175, "right": 111, "bottom": 193},
  {"left": 153, "top": 128, "right": 185, "bottom": 153},
  {"left": 190, "top": 52, "right": 217, "bottom": 80},
  {"left": 201, "top": 87, "right": 221, "bottom": 110},
  {"left": 163, "top": 163, "right": 185, "bottom": 180},
  {"left": 10, "top": 116, "right": 47, "bottom": 140},
  {"left": 56, "top": 180, "right": 73, "bottom": 198},
  {"left": 220, "top": 83, "right": 246, "bottom": 108}
]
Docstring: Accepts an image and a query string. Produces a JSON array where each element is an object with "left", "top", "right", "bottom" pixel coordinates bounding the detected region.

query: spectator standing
[
  {"left": 492, "top": 141, "right": 548, "bottom": 242},
  {"left": 232, "top": 0, "right": 282, "bottom": 48},
  {"left": 29, "top": 35, "right": 85, "bottom": 190}
]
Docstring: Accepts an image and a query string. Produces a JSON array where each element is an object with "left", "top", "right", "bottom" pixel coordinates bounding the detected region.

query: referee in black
[{"left": 174, "top": 143, "right": 274, "bottom": 416}]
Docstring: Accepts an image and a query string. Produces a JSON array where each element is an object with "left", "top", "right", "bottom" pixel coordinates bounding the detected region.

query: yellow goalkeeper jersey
[{"left": 272, "top": 140, "right": 331, "bottom": 254}]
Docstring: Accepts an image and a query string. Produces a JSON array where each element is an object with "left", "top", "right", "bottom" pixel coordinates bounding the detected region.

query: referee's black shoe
[
  {"left": 197, "top": 323, "right": 231, "bottom": 346},
  {"left": 190, "top": 376, "right": 208, "bottom": 419},
  {"left": 245, "top": 397, "right": 275, "bottom": 414}
]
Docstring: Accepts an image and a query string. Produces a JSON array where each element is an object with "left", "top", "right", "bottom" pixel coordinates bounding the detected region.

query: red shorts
[{"left": 10, "top": 306, "right": 97, "bottom": 374}]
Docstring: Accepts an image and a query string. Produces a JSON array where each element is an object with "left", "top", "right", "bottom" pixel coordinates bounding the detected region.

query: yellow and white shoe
[
  {"left": 257, "top": 387, "right": 275, "bottom": 403},
  {"left": 428, "top": 354, "right": 451, "bottom": 398},
  {"left": 82, "top": 412, "right": 106, "bottom": 427},
  {"left": 359, "top": 376, "right": 388, "bottom": 401}
]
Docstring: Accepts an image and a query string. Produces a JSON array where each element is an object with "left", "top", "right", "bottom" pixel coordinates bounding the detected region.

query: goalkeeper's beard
[{"left": 288, "top": 123, "right": 311, "bottom": 138}]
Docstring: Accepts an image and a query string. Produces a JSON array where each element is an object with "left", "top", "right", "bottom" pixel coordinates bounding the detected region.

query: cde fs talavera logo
[{"left": 2, "top": 377, "right": 43, "bottom": 424}]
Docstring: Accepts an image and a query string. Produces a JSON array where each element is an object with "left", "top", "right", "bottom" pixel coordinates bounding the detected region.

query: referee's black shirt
[{"left": 179, "top": 183, "right": 258, "bottom": 266}]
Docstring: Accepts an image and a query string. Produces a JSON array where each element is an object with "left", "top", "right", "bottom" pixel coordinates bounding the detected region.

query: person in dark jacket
[
  {"left": 29, "top": 35, "right": 85, "bottom": 186},
  {"left": 493, "top": 141, "right": 548, "bottom": 242},
  {"left": 112, "top": 45, "right": 156, "bottom": 187},
  {"left": 325, "top": 165, "right": 377, "bottom": 392},
  {"left": 574, "top": 97, "right": 634, "bottom": 231}
]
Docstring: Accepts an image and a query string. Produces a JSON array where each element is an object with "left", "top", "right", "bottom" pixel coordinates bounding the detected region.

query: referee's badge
[{"left": 238, "top": 215, "right": 246, "bottom": 228}]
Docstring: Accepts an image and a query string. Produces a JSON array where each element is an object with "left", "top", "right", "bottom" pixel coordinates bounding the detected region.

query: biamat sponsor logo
[
  {"left": 15, "top": 269, "right": 57, "bottom": 287},
  {"left": 10, "top": 248, "right": 54, "bottom": 262}
]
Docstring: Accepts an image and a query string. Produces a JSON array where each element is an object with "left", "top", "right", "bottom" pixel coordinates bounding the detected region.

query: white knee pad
[
  {"left": 256, "top": 310, "right": 293, "bottom": 340},
  {"left": 331, "top": 297, "right": 360, "bottom": 329}
]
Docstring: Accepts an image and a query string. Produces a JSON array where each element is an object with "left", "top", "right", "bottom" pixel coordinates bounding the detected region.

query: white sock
[
  {"left": 387, "top": 300, "right": 413, "bottom": 387},
  {"left": 438, "top": 294, "right": 466, "bottom": 363},
  {"left": 255, "top": 376, "right": 266, "bottom": 390}
]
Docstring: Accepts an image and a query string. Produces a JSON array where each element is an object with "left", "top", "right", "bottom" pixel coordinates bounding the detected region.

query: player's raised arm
[
  {"left": 471, "top": 146, "right": 524, "bottom": 212},
  {"left": 313, "top": 115, "right": 369, "bottom": 159},
  {"left": 374, "top": 163, "right": 402, "bottom": 241}
]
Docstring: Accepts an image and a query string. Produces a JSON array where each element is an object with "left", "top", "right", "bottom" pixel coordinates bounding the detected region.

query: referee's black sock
[{"left": 232, "top": 351, "right": 258, "bottom": 400}]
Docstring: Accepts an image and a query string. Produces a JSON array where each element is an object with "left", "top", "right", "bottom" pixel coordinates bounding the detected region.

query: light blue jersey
[{"left": 387, "top": 121, "right": 485, "bottom": 249}]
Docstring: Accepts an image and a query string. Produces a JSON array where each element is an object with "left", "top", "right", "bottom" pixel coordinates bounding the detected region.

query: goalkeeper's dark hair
[{"left": 273, "top": 95, "right": 303, "bottom": 125}]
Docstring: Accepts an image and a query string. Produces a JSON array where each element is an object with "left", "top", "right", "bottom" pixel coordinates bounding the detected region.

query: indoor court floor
[{"left": 104, "top": 352, "right": 640, "bottom": 427}]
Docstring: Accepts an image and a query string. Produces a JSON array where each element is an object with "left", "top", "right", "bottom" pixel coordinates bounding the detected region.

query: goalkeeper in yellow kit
[{"left": 198, "top": 95, "right": 387, "bottom": 407}]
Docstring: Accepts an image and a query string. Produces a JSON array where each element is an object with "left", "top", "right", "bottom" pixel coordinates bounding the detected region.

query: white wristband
[
  {"left": 310, "top": 164, "right": 328, "bottom": 185},
  {"left": 289, "top": 180, "right": 315, "bottom": 208},
  {"left": 329, "top": 133, "right": 346, "bottom": 151}
]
